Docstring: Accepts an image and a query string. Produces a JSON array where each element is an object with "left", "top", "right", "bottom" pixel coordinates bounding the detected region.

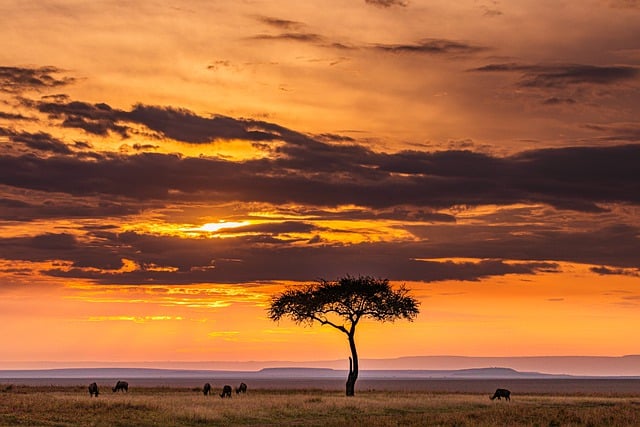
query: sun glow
[{"left": 198, "top": 221, "right": 250, "bottom": 232}]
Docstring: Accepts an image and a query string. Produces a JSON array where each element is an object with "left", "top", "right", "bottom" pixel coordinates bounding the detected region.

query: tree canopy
[{"left": 267, "top": 275, "right": 420, "bottom": 395}]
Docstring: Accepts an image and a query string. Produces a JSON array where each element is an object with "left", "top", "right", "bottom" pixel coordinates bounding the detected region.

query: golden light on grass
[{"left": 2, "top": 387, "right": 640, "bottom": 427}]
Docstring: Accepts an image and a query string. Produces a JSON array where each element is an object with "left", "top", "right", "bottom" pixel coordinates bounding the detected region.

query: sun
[{"left": 198, "top": 221, "right": 250, "bottom": 232}]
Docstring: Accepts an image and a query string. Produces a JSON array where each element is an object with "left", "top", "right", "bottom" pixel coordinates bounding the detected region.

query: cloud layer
[
  {"left": 1, "top": 0, "right": 640, "bottom": 288},
  {"left": 1, "top": 69, "right": 639, "bottom": 285}
]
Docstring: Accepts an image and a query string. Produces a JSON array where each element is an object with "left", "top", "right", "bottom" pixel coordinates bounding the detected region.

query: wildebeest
[
  {"left": 203, "top": 382, "right": 211, "bottom": 396},
  {"left": 220, "top": 385, "right": 232, "bottom": 398},
  {"left": 490, "top": 388, "right": 511, "bottom": 401},
  {"left": 112, "top": 380, "right": 129, "bottom": 393},
  {"left": 88, "top": 382, "right": 99, "bottom": 397},
  {"left": 235, "top": 382, "right": 247, "bottom": 394}
]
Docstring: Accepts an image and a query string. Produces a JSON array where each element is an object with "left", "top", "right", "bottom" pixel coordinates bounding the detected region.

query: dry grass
[{"left": 1, "top": 385, "right": 639, "bottom": 426}]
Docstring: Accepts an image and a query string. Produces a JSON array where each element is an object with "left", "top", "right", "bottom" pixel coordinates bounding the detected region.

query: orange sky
[{"left": 0, "top": 0, "right": 639, "bottom": 368}]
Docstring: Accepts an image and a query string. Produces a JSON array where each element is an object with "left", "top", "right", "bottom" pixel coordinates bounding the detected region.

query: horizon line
[{"left": 3, "top": 354, "right": 640, "bottom": 364}]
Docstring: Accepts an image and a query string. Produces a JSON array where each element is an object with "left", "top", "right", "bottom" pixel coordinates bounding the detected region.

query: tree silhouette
[{"left": 267, "top": 275, "right": 420, "bottom": 396}]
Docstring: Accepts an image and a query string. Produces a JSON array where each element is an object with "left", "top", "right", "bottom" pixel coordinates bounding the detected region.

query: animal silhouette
[
  {"left": 235, "top": 382, "right": 247, "bottom": 394},
  {"left": 490, "top": 388, "right": 511, "bottom": 401},
  {"left": 220, "top": 385, "right": 232, "bottom": 398},
  {"left": 88, "top": 382, "right": 99, "bottom": 397},
  {"left": 203, "top": 382, "right": 211, "bottom": 396},
  {"left": 112, "top": 380, "right": 128, "bottom": 393}
]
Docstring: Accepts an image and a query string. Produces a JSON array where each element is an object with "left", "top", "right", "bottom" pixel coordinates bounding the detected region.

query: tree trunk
[{"left": 345, "top": 333, "right": 358, "bottom": 396}]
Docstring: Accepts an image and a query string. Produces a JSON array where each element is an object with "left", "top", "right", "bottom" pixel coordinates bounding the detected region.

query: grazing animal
[
  {"left": 490, "top": 388, "right": 511, "bottom": 401},
  {"left": 112, "top": 380, "right": 129, "bottom": 393},
  {"left": 88, "top": 382, "right": 99, "bottom": 397},
  {"left": 203, "top": 382, "right": 211, "bottom": 396},
  {"left": 235, "top": 382, "right": 247, "bottom": 394},
  {"left": 220, "top": 385, "right": 232, "bottom": 398}
]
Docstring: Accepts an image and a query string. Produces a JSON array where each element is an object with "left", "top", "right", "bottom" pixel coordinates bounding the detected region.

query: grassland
[{"left": 1, "top": 385, "right": 640, "bottom": 426}]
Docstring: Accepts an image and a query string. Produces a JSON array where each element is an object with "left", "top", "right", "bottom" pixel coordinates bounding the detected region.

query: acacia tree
[{"left": 267, "top": 275, "right": 420, "bottom": 396}]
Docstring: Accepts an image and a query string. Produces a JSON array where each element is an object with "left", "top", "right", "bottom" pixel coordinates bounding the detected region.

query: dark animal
[
  {"left": 112, "top": 380, "right": 129, "bottom": 393},
  {"left": 203, "top": 382, "right": 211, "bottom": 396},
  {"left": 490, "top": 388, "right": 511, "bottom": 401},
  {"left": 235, "top": 382, "right": 247, "bottom": 394},
  {"left": 220, "top": 385, "right": 232, "bottom": 398},
  {"left": 88, "top": 382, "right": 99, "bottom": 397}
]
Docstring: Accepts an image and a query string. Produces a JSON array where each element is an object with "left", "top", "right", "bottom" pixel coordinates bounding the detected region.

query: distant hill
[
  {"left": 257, "top": 366, "right": 573, "bottom": 379},
  {"left": 2, "top": 355, "right": 639, "bottom": 377},
  {"left": 0, "top": 366, "right": 576, "bottom": 380},
  {"left": 357, "top": 355, "right": 640, "bottom": 377}
]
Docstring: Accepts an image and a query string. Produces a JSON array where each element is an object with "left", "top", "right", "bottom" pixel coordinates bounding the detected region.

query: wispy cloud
[
  {"left": 583, "top": 122, "right": 640, "bottom": 142},
  {"left": 0, "top": 66, "right": 74, "bottom": 93},
  {"left": 471, "top": 63, "right": 639, "bottom": 88},
  {"left": 250, "top": 32, "right": 325, "bottom": 44},
  {"left": 31, "top": 99, "right": 129, "bottom": 137},
  {"left": 375, "top": 38, "right": 487, "bottom": 56},
  {"left": 256, "top": 16, "right": 306, "bottom": 30},
  {"left": 591, "top": 266, "right": 640, "bottom": 277},
  {"left": 0, "top": 128, "right": 72, "bottom": 154},
  {"left": 0, "top": 111, "right": 34, "bottom": 121},
  {"left": 365, "top": 0, "right": 407, "bottom": 7},
  {"left": 542, "top": 97, "right": 577, "bottom": 106},
  {"left": 607, "top": 0, "right": 640, "bottom": 8}
]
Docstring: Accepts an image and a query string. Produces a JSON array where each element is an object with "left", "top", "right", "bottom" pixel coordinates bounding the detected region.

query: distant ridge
[
  {"left": 2, "top": 355, "right": 639, "bottom": 377},
  {"left": 362, "top": 355, "right": 640, "bottom": 377},
  {"left": 0, "top": 366, "right": 604, "bottom": 380}
]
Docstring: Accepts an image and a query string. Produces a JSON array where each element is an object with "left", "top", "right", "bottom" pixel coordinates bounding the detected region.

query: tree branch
[{"left": 312, "top": 315, "right": 349, "bottom": 335}]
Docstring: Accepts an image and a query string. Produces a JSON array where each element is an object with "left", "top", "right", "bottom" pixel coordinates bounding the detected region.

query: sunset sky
[{"left": 1, "top": 0, "right": 639, "bottom": 368}]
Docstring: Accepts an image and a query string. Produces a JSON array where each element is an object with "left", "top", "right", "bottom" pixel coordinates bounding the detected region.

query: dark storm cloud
[
  {"left": 0, "top": 195, "right": 140, "bottom": 221},
  {"left": 365, "top": 0, "right": 407, "bottom": 7},
  {"left": 30, "top": 233, "right": 77, "bottom": 250},
  {"left": 471, "top": 63, "right": 639, "bottom": 88},
  {"left": 0, "top": 128, "right": 72, "bottom": 154},
  {"left": 0, "top": 230, "right": 557, "bottom": 284},
  {"left": 125, "top": 105, "right": 282, "bottom": 143},
  {"left": 591, "top": 266, "right": 640, "bottom": 276},
  {"left": 131, "top": 143, "right": 160, "bottom": 151},
  {"left": 0, "top": 232, "right": 124, "bottom": 270},
  {"left": 33, "top": 100, "right": 129, "bottom": 137},
  {"left": 314, "top": 133, "right": 356, "bottom": 143},
  {"left": 542, "top": 97, "right": 577, "bottom": 105},
  {"left": 508, "top": 144, "right": 640, "bottom": 208},
  {"left": 47, "top": 255, "right": 556, "bottom": 285},
  {"left": 27, "top": 99, "right": 287, "bottom": 143},
  {"left": 0, "top": 111, "right": 33, "bottom": 121},
  {"left": 0, "top": 66, "right": 74, "bottom": 93},
  {"left": 375, "top": 145, "right": 640, "bottom": 211},
  {"left": 215, "top": 221, "right": 319, "bottom": 235},
  {"left": 6, "top": 97, "right": 640, "bottom": 216},
  {"left": 295, "top": 206, "right": 456, "bottom": 223},
  {"left": 375, "top": 38, "right": 487, "bottom": 56},
  {"left": 1, "top": 140, "right": 640, "bottom": 212},
  {"left": 0, "top": 152, "right": 236, "bottom": 199},
  {"left": 405, "top": 224, "right": 640, "bottom": 269},
  {"left": 2, "top": 218, "right": 638, "bottom": 284}
]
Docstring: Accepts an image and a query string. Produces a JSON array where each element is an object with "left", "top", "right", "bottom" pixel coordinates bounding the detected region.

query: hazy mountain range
[
  {"left": 2, "top": 355, "right": 639, "bottom": 377},
  {"left": 0, "top": 367, "right": 577, "bottom": 380}
]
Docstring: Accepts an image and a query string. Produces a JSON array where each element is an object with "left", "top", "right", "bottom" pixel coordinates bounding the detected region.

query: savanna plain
[{"left": 2, "top": 383, "right": 640, "bottom": 427}]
